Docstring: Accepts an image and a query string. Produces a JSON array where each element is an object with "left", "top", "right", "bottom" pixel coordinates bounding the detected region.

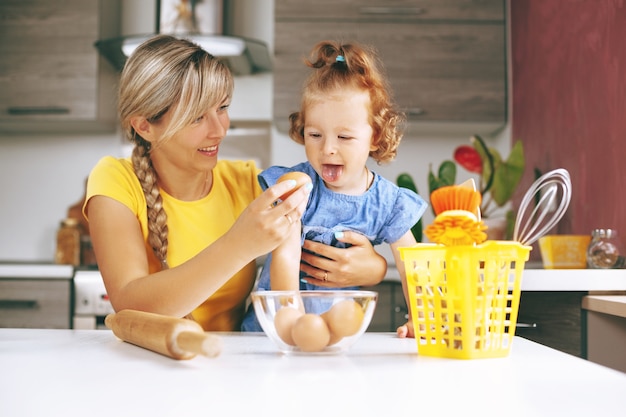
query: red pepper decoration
[{"left": 453, "top": 145, "right": 483, "bottom": 174}]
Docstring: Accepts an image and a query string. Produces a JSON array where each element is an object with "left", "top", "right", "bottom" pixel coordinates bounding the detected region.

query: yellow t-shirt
[{"left": 84, "top": 156, "right": 262, "bottom": 331}]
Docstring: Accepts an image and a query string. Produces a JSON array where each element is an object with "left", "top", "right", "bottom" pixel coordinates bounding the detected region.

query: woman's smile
[{"left": 198, "top": 144, "right": 218, "bottom": 157}]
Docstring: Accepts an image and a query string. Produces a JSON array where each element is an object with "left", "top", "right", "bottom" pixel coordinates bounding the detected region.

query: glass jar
[
  {"left": 55, "top": 218, "right": 82, "bottom": 266},
  {"left": 586, "top": 229, "right": 625, "bottom": 269}
]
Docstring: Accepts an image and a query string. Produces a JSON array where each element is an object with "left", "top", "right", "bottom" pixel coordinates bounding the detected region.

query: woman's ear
[{"left": 130, "top": 116, "right": 155, "bottom": 143}]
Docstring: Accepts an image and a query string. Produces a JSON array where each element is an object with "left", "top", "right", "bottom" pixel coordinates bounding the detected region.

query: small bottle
[
  {"left": 55, "top": 218, "right": 82, "bottom": 266},
  {"left": 586, "top": 229, "right": 625, "bottom": 269}
]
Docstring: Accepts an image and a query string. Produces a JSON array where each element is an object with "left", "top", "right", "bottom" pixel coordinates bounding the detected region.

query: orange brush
[
  {"left": 430, "top": 181, "right": 482, "bottom": 216},
  {"left": 425, "top": 180, "right": 486, "bottom": 246}
]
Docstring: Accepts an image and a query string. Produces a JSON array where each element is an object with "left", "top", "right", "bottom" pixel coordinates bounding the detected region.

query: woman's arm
[
  {"left": 88, "top": 179, "right": 310, "bottom": 318},
  {"left": 300, "top": 231, "right": 387, "bottom": 288}
]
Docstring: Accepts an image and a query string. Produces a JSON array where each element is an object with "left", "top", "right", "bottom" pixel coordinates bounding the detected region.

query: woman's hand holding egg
[{"left": 275, "top": 171, "right": 312, "bottom": 227}]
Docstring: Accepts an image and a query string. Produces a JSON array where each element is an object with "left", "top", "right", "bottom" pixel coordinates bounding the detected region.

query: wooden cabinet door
[
  {"left": 516, "top": 291, "right": 587, "bottom": 358},
  {"left": 0, "top": 279, "right": 72, "bottom": 329},
  {"left": 276, "top": 0, "right": 504, "bottom": 21},
  {"left": 0, "top": 0, "right": 117, "bottom": 133},
  {"left": 274, "top": 0, "right": 506, "bottom": 131}
]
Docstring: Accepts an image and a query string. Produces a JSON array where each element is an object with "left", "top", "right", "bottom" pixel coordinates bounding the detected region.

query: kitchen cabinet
[
  {"left": 0, "top": 264, "right": 74, "bottom": 329},
  {"left": 583, "top": 295, "right": 626, "bottom": 373},
  {"left": 515, "top": 291, "right": 587, "bottom": 358},
  {"left": 0, "top": 0, "right": 119, "bottom": 133},
  {"left": 0, "top": 278, "right": 72, "bottom": 329},
  {"left": 362, "top": 280, "right": 407, "bottom": 332},
  {"left": 273, "top": 0, "right": 506, "bottom": 132}
]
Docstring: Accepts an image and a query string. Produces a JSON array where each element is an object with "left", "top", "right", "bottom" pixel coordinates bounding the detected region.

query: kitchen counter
[
  {"left": 0, "top": 263, "right": 73, "bottom": 279},
  {"left": 1, "top": 330, "right": 625, "bottom": 417},
  {"left": 2, "top": 261, "right": 625, "bottom": 291},
  {"left": 583, "top": 295, "right": 626, "bottom": 318},
  {"left": 519, "top": 268, "right": 626, "bottom": 291},
  {"left": 385, "top": 265, "right": 626, "bottom": 291},
  {"left": 583, "top": 295, "right": 626, "bottom": 372}
]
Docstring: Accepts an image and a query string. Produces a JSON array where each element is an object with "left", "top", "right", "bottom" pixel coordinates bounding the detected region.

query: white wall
[
  {"left": 0, "top": 132, "right": 125, "bottom": 261},
  {"left": 0, "top": 0, "right": 511, "bottom": 263}
]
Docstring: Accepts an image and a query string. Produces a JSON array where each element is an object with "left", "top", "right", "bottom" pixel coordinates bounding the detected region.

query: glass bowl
[{"left": 250, "top": 290, "right": 378, "bottom": 354}]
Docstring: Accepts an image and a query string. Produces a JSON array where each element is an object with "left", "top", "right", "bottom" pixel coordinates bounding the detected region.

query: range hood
[{"left": 95, "top": 0, "right": 272, "bottom": 76}]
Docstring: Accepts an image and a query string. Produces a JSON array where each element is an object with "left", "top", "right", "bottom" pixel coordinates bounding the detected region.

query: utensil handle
[
  {"left": 176, "top": 331, "right": 222, "bottom": 358},
  {"left": 105, "top": 309, "right": 221, "bottom": 360}
]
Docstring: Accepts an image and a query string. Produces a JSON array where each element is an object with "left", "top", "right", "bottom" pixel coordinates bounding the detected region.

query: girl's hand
[
  {"left": 396, "top": 321, "right": 415, "bottom": 338},
  {"left": 300, "top": 231, "right": 387, "bottom": 287}
]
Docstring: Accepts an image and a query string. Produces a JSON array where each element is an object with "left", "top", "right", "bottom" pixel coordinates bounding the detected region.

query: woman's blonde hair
[
  {"left": 118, "top": 34, "right": 234, "bottom": 267},
  {"left": 288, "top": 40, "right": 405, "bottom": 164}
]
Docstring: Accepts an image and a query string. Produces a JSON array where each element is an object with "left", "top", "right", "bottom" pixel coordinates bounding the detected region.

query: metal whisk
[{"left": 513, "top": 168, "right": 572, "bottom": 246}]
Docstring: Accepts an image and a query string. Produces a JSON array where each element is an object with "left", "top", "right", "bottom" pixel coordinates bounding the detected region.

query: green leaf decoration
[
  {"left": 427, "top": 160, "right": 456, "bottom": 195},
  {"left": 490, "top": 140, "right": 525, "bottom": 207},
  {"left": 427, "top": 160, "right": 456, "bottom": 216},
  {"left": 396, "top": 173, "right": 423, "bottom": 242},
  {"left": 505, "top": 208, "right": 516, "bottom": 240},
  {"left": 470, "top": 134, "right": 495, "bottom": 194}
]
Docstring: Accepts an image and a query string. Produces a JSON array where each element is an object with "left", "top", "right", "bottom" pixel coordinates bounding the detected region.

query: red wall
[{"left": 511, "top": 0, "right": 626, "bottom": 243}]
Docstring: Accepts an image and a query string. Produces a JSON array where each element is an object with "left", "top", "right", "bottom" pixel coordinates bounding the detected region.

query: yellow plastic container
[
  {"left": 400, "top": 241, "right": 531, "bottom": 359},
  {"left": 538, "top": 235, "right": 591, "bottom": 269}
]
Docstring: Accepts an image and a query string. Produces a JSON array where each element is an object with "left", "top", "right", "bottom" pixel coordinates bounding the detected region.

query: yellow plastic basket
[{"left": 400, "top": 241, "right": 531, "bottom": 359}]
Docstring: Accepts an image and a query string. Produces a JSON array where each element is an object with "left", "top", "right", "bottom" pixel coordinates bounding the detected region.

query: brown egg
[
  {"left": 274, "top": 307, "right": 304, "bottom": 346},
  {"left": 277, "top": 171, "right": 311, "bottom": 200},
  {"left": 326, "top": 331, "right": 343, "bottom": 346},
  {"left": 323, "top": 300, "right": 364, "bottom": 338},
  {"left": 291, "top": 313, "right": 330, "bottom": 352}
]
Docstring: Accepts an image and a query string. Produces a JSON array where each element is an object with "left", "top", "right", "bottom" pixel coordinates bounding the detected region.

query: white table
[{"left": 1, "top": 330, "right": 625, "bottom": 417}]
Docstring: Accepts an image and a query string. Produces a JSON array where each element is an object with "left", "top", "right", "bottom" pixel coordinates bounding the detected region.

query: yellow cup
[{"left": 538, "top": 235, "right": 591, "bottom": 269}]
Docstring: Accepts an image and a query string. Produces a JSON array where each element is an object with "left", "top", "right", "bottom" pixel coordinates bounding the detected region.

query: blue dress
[{"left": 241, "top": 161, "right": 427, "bottom": 331}]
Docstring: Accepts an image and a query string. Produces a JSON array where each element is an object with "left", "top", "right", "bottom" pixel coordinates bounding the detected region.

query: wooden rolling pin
[{"left": 105, "top": 309, "right": 222, "bottom": 360}]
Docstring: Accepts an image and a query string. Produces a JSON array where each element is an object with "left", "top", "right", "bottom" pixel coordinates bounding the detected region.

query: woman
[{"left": 83, "top": 35, "right": 387, "bottom": 331}]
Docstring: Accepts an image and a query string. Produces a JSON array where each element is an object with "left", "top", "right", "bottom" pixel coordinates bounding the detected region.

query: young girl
[{"left": 241, "top": 40, "right": 427, "bottom": 335}]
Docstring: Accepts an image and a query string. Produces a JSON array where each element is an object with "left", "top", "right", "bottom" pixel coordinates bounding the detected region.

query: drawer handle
[
  {"left": 406, "top": 108, "right": 426, "bottom": 117},
  {"left": 516, "top": 322, "right": 537, "bottom": 328},
  {"left": 7, "top": 106, "right": 70, "bottom": 115},
  {"left": 359, "top": 7, "right": 426, "bottom": 15},
  {"left": 0, "top": 299, "right": 39, "bottom": 310}
]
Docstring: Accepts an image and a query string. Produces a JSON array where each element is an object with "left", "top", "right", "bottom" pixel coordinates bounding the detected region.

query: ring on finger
[
  {"left": 285, "top": 213, "right": 294, "bottom": 225},
  {"left": 323, "top": 271, "right": 328, "bottom": 281}
]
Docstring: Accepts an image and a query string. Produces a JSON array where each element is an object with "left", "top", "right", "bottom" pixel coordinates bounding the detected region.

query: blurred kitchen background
[{"left": 0, "top": 0, "right": 625, "bottom": 265}]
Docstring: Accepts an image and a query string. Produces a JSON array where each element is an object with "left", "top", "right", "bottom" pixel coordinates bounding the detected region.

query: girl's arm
[
  {"left": 389, "top": 231, "right": 418, "bottom": 339},
  {"left": 269, "top": 220, "right": 302, "bottom": 290}
]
